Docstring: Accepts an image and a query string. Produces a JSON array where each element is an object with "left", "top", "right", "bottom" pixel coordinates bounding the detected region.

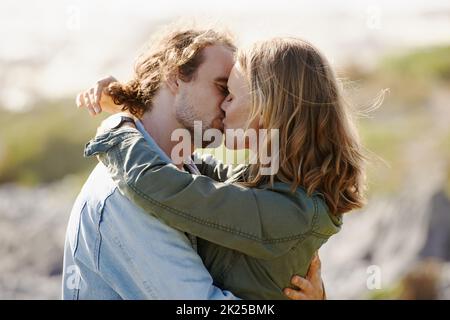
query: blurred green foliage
[
  {"left": 348, "top": 45, "right": 450, "bottom": 195},
  {"left": 0, "top": 99, "right": 104, "bottom": 186},
  {"left": 381, "top": 45, "right": 450, "bottom": 82},
  {"left": 359, "top": 111, "right": 433, "bottom": 195},
  {"left": 346, "top": 45, "right": 450, "bottom": 110}
]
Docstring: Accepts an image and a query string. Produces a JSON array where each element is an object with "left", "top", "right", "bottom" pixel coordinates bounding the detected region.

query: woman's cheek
[
  {"left": 227, "top": 99, "right": 249, "bottom": 129},
  {"left": 227, "top": 102, "right": 238, "bottom": 122}
]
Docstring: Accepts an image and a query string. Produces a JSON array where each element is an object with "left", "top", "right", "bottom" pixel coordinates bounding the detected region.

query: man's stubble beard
[{"left": 174, "top": 93, "right": 221, "bottom": 148}]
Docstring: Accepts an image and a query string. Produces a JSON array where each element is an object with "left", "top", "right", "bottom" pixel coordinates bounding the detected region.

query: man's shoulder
[
  {"left": 77, "top": 163, "right": 153, "bottom": 218},
  {"left": 76, "top": 163, "right": 118, "bottom": 207},
  {"left": 75, "top": 164, "right": 184, "bottom": 237}
]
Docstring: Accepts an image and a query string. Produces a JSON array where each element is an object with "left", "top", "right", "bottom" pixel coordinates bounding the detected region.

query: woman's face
[{"left": 220, "top": 63, "right": 259, "bottom": 149}]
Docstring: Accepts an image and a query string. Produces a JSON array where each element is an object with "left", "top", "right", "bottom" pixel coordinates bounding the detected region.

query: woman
[{"left": 83, "top": 37, "right": 366, "bottom": 299}]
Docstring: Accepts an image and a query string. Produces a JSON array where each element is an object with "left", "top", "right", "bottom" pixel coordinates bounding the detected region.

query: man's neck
[{"left": 139, "top": 89, "right": 194, "bottom": 169}]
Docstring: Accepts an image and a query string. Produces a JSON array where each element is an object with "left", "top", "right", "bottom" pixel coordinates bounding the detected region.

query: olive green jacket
[{"left": 84, "top": 127, "right": 343, "bottom": 299}]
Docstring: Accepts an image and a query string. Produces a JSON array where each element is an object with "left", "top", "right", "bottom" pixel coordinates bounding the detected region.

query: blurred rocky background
[{"left": 0, "top": 0, "right": 449, "bottom": 299}]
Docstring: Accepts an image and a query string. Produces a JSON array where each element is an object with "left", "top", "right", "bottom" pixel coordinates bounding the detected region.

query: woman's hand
[
  {"left": 284, "top": 253, "right": 326, "bottom": 300},
  {"left": 76, "top": 75, "right": 123, "bottom": 116}
]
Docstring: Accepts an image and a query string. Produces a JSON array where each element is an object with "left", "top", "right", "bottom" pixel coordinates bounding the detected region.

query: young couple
[{"left": 62, "top": 25, "right": 366, "bottom": 300}]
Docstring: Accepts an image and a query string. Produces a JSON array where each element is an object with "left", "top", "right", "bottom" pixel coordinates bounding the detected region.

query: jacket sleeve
[
  {"left": 192, "top": 152, "right": 248, "bottom": 183},
  {"left": 84, "top": 127, "right": 317, "bottom": 260}
]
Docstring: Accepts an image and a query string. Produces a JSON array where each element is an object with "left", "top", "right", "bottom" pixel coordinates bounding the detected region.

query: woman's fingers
[
  {"left": 83, "top": 91, "right": 96, "bottom": 116},
  {"left": 283, "top": 276, "right": 313, "bottom": 300},
  {"left": 93, "top": 82, "right": 103, "bottom": 114},
  {"left": 77, "top": 89, "right": 98, "bottom": 116},
  {"left": 284, "top": 272, "right": 324, "bottom": 300},
  {"left": 89, "top": 87, "right": 101, "bottom": 114},
  {"left": 291, "top": 275, "right": 313, "bottom": 292},
  {"left": 95, "top": 76, "right": 120, "bottom": 114},
  {"left": 283, "top": 288, "right": 307, "bottom": 300},
  {"left": 76, "top": 93, "right": 84, "bottom": 109},
  {"left": 76, "top": 76, "right": 119, "bottom": 116},
  {"left": 307, "top": 252, "right": 322, "bottom": 281}
]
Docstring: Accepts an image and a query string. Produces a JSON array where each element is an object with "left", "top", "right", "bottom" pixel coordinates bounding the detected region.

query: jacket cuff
[{"left": 84, "top": 127, "right": 142, "bottom": 157}]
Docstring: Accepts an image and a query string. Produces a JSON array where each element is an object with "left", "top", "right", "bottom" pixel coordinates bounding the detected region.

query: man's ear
[{"left": 166, "top": 73, "right": 180, "bottom": 94}]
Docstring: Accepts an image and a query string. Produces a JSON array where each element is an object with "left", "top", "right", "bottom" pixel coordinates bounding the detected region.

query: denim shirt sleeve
[{"left": 84, "top": 128, "right": 317, "bottom": 260}]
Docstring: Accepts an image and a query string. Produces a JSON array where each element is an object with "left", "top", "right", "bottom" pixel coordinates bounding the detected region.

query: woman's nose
[
  {"left": 220, "top": 97, "right": 230, "bottom": 111},
  {"left": 220, "top": 100, "right": 228, "bottom": 112}
]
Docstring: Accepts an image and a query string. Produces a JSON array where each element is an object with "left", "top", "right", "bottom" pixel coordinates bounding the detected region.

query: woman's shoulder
[{"left": 262, "top": 182, "right": 343, "bottom": 238}]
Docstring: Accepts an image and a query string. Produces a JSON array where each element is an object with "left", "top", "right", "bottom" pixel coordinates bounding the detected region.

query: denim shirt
[
  {"left": 84, "top": 126, "right": 343, "bottom": 299},
  {"left": 61, "top": 121, "right": 237, "bottom": 300}
]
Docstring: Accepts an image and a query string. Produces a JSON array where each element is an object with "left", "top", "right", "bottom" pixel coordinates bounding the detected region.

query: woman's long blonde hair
[{"left": 240, "top": 38, "right": 367, "bottom": 215}]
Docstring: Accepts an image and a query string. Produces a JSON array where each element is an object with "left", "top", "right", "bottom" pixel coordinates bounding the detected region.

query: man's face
[{"left": 173, "top": 45, "right": 234, "bottom": 141}]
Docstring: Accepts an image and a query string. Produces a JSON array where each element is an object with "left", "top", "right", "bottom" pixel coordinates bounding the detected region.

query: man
[{"left": 62, "top": 27, "right": 324, "bottom": 299}]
